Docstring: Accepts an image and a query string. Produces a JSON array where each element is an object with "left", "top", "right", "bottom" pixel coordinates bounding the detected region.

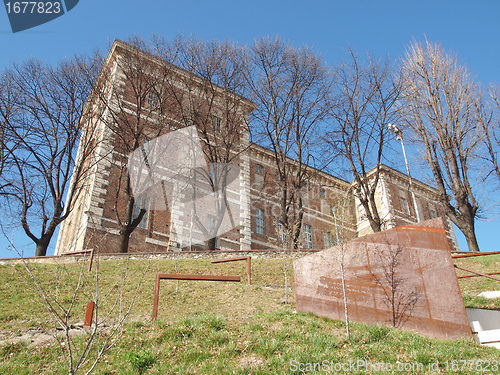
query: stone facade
[
  {"left": 353, "top": 165, "right": 459, "bottom": 251},
  {"left": 54, "top": 40, "right": 458, "bottom": 255}
]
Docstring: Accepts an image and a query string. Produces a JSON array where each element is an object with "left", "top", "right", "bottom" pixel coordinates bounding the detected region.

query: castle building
[{"left": 54, "top": 40, "right": 458, "bottom": 255}]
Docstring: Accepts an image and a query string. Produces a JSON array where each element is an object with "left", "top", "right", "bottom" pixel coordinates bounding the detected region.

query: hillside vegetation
[
  {"left": 454, "top": 253, "right": 500, "bottom": 310},
  {"left": 0, "top": 254, "right": 498, "bottom": 374}
]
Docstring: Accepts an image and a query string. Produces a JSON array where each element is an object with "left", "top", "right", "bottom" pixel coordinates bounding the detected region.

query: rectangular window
[
  {"left": 332, "top": 237, "right": 343, "bottom": 245},
  {"left": 278, "top": 221, "right": 287, "bottom": 243},
  {"left": 147, "top": 91, "right": 158, "bottom": 108},
  {"left": 324, "top": 231, "right": 342, "bottom": 247},
  {"left": 304, "top": 224, "right": 313, "bottom": 249},
  {"left": 256, "top": 208, "right": 265, "bottom": 235},
  {"left": 323, "top": 231, "right": 332, "bottom": 248},
  {"left": 319, "top": 189, "right": 326, "bottom": 198},
  {"left": 400, "top": 197, "right": 410, "bottom": 215},
  {"left": 430, "top": 209, "right": 437, "bottom": 219},
  {"left": 212, "top": 117, "right": 221, "bottom": 132},
  {"left": 133, "top": 197, "right": 149, "bottom": 229},
  {"left": 255, "top": 164, "right": 264, "bottom": 174}
]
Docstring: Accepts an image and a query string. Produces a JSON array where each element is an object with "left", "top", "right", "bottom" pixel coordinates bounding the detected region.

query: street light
[{"left": 388, "top": 124, "right": 420, "bottom": 222}]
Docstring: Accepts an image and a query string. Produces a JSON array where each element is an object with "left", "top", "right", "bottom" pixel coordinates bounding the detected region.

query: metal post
[
  {"left": 388, "top": 124, "right": 420, "bottom": 222},
  {"left": 84, "top": 301, "right": 95, "bottom": 327}
]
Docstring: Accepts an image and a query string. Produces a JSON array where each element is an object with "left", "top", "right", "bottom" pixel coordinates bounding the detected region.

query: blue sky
[{"left": 1, "top": 0, "right": 500, "bottom": 257}]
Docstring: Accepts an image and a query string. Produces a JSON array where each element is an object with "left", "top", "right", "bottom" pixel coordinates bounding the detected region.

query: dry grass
[{"left": 0, "top": 256, "right": 298, "bottom": 332}]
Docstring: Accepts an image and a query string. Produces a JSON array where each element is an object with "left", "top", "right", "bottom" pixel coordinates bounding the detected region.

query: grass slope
[
  {"left": 0, "top": 254, "right": 498, "bottom": 374},
  {"left": 454, "top": 254, "right": 500, "bottom": 310}
]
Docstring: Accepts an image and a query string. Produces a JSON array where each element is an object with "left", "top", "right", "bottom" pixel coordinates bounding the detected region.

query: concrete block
[
  {"left": 478, "top": 291, "right": 500, "bottom": 299},
  {"left": 477, "top": 329, "right": 500, "bottom": 344}
]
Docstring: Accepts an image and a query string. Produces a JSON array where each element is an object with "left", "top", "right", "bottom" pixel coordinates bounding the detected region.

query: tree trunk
[
  {"left": 368, "top": 195, "right": 382, "bottom": 233},
  {"left": 340, "top": 258, "right": 350, "bottom": 339},
  {"left": 461, "top": 222, "right": 480, "bottom": 253},
  {"left": 205, "top": 237, "right": 216, "bottom": 251},
  {"left": 118, "top": 229, "right": 132, "bottom": 254},
  {"left": 292, "top": 210, "right": 304, "bottom": 249},
  {"left": 35, "top": 238, "right": 50, "bottom": 257},
  {"left": 367, "top": 215, "right": 382, "bottom": 233},
  {"left": 34, "top": 230, "right": 56, "bottom": 257},
  {"left": 361, "top": 198, "right": 382, "bottom": 233},
  {"left": 117, "top": 208, "right": 146, "bottom": 254},
  {"left": 447, "top": 212, "right": 480, "bottom": 252}
]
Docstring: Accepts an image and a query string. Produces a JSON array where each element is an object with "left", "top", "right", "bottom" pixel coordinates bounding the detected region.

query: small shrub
[
  {"left": 199, "top": 315, "right": 226, "bottom": 331},
  {"left": 367, "top": 324, "right": 391, "bottom": 342},
  {"left": 125, "top": 349, "right": 155, "bottom": 374}
]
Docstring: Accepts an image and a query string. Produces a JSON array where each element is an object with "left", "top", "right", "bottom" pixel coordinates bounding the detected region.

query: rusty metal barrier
[
  {"left": 211, "top": 256, "right": 251, "bottom": 284},
  {"left": 152, "top": 273, "right": 241, "bottom": 320},
  {"left": 62, "top": 248, "right": 95, "bottom": 272},
  {"left": 452, "top": 251, "right": 500, "bottom": 259},
  {"left": 452, "top": 251, "right": 500, "bottom": 281},
  {"left": 454, "top": 265, "right": 500, "bottom": 282},
  {"left": 293, "top": 218, "right": 472, "bottom": 340}
]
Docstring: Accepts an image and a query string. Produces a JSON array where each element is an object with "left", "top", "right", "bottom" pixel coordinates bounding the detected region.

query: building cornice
[
  {"left": 248, "top": 142, "right": 351, "bottom": 189},
  {"left": 351, "top": 163, "right": 440, "bottom": 195}
]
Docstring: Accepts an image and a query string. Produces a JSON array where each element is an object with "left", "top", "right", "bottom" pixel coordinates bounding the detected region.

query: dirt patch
[
  {"left": 239, "top": 354, "right": 264, "bottom": 369},
  {"left": 0, "top": 325, "right": 88, "bottom": 348}
]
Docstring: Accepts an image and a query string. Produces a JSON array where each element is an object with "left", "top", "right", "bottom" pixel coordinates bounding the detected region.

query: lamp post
[{"left": 388, "top": 124, "right": 420, "bottom": 222}]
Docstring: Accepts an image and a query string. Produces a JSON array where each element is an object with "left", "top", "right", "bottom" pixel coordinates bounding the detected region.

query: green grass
[
  {"left": 455, "top": 254, "right": 500, "bottom": 310},
  {"left": 463, "top": 294, "right": 500, "bottom": 310},
  {"left": 0, "top": 254, "right": 499, "bottom": 374},
  {"left": 1, "top": 310, "right": 499, "bottom": 374}
]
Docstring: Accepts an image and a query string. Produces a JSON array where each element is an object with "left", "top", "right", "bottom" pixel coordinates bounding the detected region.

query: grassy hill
[
  {"left": 0, "top": 254, "right": 498, "bottom": 374},
  {"left": 454, "top": 253, "right": 500, "bottom": 310}
]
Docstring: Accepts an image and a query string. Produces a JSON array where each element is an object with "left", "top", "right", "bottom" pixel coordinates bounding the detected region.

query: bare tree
[
  {"left": 0, "top": 69, "right": 22, "bottom": 195},
  {"left": 247, "top": 35, "right": 331, "bottom": 248},
  {"left": 4, "top": 227, "right": 151, "bottom": 375},
  {"left": 371, "top": 242, "right": 419, "bottom": 328},
  {"left": 326, "top": 50, "right": 402, "bottom": 233},
  {"left": 329, "top": 189, "right": 356, "bottom": 339},
  {"left": 479, "top": 84, "right": 500, "bottom": 182},
  {"left": 400, "top": 40, "right": 485, "bottom": 252},
  {"left": 154, "top": 36, "right": 252, "bottom": 250},
  {"left": 0, "top": 53, "right": 103, "bottom": 256}
]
